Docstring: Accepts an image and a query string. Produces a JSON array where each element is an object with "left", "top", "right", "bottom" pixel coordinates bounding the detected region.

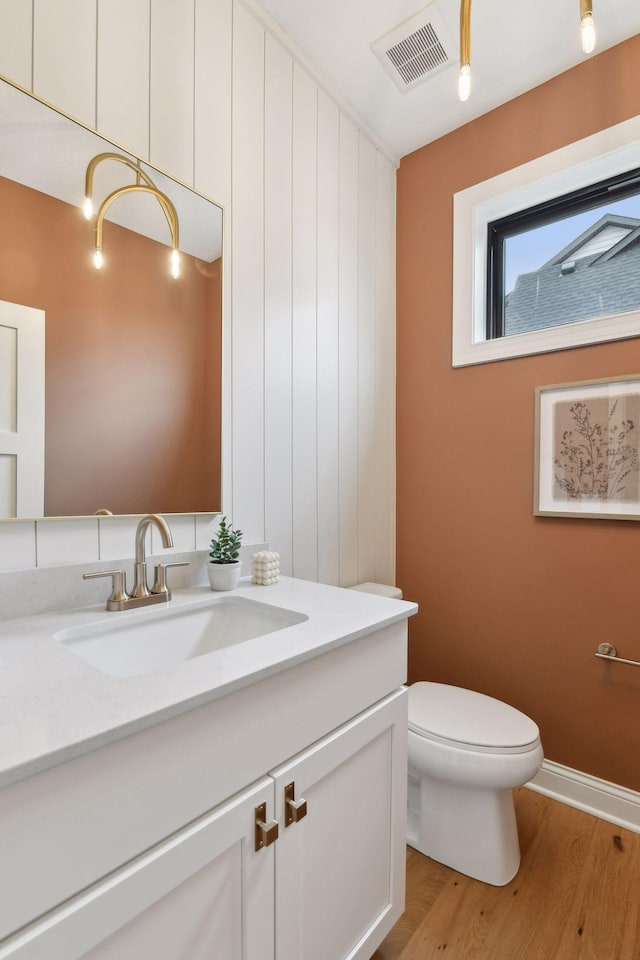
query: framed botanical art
[{"left": 535, "top": 375, "right": 640, "bottom": 520}]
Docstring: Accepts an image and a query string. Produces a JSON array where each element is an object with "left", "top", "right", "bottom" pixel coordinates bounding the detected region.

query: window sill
[{"left": 453, "top": 308, "right": 640, "bottom": 367}]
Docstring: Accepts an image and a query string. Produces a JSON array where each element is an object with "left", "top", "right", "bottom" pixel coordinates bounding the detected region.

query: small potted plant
[{"left": 207, "top": 516, "right": 243, "bottom": 591}]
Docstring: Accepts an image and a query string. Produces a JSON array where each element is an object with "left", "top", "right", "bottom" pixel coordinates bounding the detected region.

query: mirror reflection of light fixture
[
  {"left": 83, "top": 152, "right": 180, "bottom": 278},
  {"left": 458, "top": 0, "right": 597, "bottom": 102}
]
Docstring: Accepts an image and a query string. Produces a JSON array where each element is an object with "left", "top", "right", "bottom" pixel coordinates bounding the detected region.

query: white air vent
[{"left": 372, "top": 2, "right": 456, "bottom": 93}]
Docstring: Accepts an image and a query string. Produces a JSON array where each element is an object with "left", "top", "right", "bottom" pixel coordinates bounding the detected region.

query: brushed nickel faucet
[
  {"left": 83, "top": 514, "right": 188, "bottom": 611},
  {"left": 131, "top": 513, "right": 173, "bottom": 599}
]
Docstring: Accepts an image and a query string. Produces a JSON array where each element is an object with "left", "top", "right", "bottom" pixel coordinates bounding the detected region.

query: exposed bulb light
[
  {"left": 83, "top": 196, "right": 93, "bottom": 220},
  {"left": 581, "top": 12, "right": 596, "bottom": 53},
  {"left": 458, "top": 63, "right": 471, "bottom": 102},
  {"left": 94, "top": 248, "right": 104, "bottom": 270},
  {"left": 457, "top": 0, "right": 598, "bottom": 100},
  {"left": 458, "top": 0, "right": 472, "bottom": 101},
  {"left": 171, "top": 248, "right": 180, "bottom": 279}
]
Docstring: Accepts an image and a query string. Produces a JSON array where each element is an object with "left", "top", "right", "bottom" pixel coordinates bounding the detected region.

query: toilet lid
[{"left": 408, "top": 682, "right": 540, "bottom": 750}]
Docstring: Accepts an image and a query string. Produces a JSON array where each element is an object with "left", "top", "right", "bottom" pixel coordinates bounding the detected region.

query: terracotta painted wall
[
  {"left": 0, "top": 177, "right": 221, "bottom": 516},
  {"left": 397, "top": 36, "right": 640, "bottom": 793}
]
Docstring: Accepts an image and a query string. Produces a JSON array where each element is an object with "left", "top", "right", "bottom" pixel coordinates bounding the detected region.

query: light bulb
[
  {"left": 458, "top": 63, "right": 471, "bottom": 102},
  {"left": 171, "top": 248, "right": 180, "bottom": 279},
  {"left": 83, "top": 196, "right": 93, "bottom": 220},
  {"left": 581, "top": 13, "right": 596, "bottom": 54},
  {"left": 94, "top": 248, "right": 104, "bottom": 270}
]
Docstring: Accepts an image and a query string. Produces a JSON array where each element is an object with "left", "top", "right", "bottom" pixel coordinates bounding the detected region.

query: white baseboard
[{"left": 526, "top": 760, "right": 640, "bottom": 834}]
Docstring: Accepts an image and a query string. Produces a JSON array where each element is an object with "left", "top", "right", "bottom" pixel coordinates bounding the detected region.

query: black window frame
[{"left": 486, "top": 166, "right": 640, "bottom": 340}]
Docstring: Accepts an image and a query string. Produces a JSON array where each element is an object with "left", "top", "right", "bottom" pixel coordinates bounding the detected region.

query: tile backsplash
[
  {"left": 0, "top": 513, "right": 223, "bottom": 574},
  {"left": 0, "top": 522, "right": 37, "bottom": 571},
  {"left": 36, "top": 519, "right": 101, "bottom": 568},
  {"left": 0, "top": 512, "right": 266, "bottom": 621}
]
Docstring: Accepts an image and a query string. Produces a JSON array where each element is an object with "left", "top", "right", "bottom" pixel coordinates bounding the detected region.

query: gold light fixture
[
  {"left": 458, "top": 0, "right": 472, "bottom": 102},
  {"left": 458, "top": 0, "right": 597, "bottom": 102},
  {"left": 580, "top": 0, "right": 596, "bottom": 54},
  {"left": 83, "top": 153, "right": 180, "bottom": 278}
]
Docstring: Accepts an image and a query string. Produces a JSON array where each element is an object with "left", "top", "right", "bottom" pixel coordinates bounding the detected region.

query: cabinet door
[
  {"left": 0, "top": 778, "right": 275, "bottom": 960},
  {"left": 271, "top": 689, "right": 408, "bottom": 960}
]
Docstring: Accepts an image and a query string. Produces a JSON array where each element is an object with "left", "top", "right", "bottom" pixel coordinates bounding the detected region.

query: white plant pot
[{"left": 207, "top": 561, "right": 242, "bottom": 592}]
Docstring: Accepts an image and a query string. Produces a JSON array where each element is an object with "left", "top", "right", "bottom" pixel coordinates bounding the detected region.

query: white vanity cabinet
[
  {"left": 0, "top": 613, "right": 409, "bottom": 960},
  {"left": 272, "top": 691, "right": 407, "bottom": 960},
  {"left": 0, "top": 690, "right": 406, "bottom": 960},
  {"left": 0, "top": 778, "right": 276, "bottom": 960}
]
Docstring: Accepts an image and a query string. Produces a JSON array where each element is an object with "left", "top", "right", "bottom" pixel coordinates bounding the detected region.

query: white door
[
  {"left": 271, "top": 689, "right": 408, "bottom": 960},
  {"left": 0, "top": 300, "right": 45, "bottom": 518},
  {"left": 0, "top": 778, "right": 276, "bottom": 960}
]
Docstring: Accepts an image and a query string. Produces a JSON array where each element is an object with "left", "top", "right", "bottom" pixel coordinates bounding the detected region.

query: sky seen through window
[{"left": 504, "top": 195, "right": 640, "bottom": 293}]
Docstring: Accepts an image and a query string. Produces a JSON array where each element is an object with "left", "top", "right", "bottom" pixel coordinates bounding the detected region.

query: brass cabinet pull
[
  {"left": 255, "top": 802, "right": 279, "bottom": 851},
  {"left": 284, "top": 782, "right": 308, "bottom": 827}
]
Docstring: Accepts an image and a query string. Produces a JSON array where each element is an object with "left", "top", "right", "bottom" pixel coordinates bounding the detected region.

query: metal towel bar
[{"left": 595, "top": 643, "right": 640, "bottom": 669}]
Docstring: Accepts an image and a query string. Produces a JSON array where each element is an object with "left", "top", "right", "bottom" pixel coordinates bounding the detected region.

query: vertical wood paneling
[
  {"left": 375, "top": 154, "right": 396, "bottom": 586},
  {"left": 338, "top": 113, "right": 359, "bottom": 587},
  {"left": 150, "top": 0, "right": 195, "bottom": 186},
  {"left": 0, "top": 0, "right": 32, "bottom": 91},
  {"left": 97, "top": 0, "right": 150, "bottom": 160},
  {"left": 357, "top": 134, "right": 377, "bottom": 584},
  {"left": 231, "top": 0, "right": 265, "bottom": 543},
  {"left": 291, "top": 64, "right": 318, "bottom": 581},
  {"left": 33, "top": 0, "right": 97, "bottom": 127},
  {"left": 195, "top": 0, "right": 232, "bottom": 206},
  {"left": 195, "top": 0, "right": 233, "bottom": 519},
  {"left": 316, "top": 91, "right": 340, "bottom": 586},
  {"left": 264, "top": 36, "right": 293, "bottom": 574}
]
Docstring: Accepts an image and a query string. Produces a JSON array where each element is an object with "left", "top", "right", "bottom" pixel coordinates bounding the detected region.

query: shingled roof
[{"left": 505, "top": 214, "right": 640, "bottom": 336}]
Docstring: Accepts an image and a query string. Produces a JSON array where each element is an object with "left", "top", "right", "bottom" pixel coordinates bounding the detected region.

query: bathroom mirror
[{"left": 0, "top": 77, "right": 222, "bottom": 520}]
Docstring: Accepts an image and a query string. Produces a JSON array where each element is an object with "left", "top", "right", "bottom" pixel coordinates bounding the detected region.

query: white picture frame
[{"left": 535, "top": 374, "right": 640, "bottom": 520}]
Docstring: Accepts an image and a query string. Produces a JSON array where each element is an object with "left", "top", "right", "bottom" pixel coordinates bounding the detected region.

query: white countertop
[{"left": 0, "top": 577, "right": 417, "bottom": 788}]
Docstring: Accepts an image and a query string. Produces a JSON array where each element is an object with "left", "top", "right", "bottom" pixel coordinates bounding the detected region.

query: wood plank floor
[{"left": 371, "top": 788, "right": 640, "bottom": 960}]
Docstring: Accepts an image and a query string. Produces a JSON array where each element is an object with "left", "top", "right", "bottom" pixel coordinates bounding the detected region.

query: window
[
  {"left": 486, "top": 168, "right": 640, "bottom": 340},
  {"left": 452, "top": 115, "right": 640, "bottom": 366}
]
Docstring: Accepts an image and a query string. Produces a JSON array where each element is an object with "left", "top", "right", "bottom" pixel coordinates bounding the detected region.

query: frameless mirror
[{"left": 0, "top": 77, "right": 222, "bottom": 520}]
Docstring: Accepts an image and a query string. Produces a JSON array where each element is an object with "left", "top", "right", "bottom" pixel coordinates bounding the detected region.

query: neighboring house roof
[{"left": 505, "top": 214, "right": 640, "bottom": 335}]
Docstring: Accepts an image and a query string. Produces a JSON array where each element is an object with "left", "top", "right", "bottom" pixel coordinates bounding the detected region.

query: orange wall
[
  {"left": 0, "top": 176, "right": 221, "bottom": 516},
  {"left": 397, "top": 36, "right": 640, "bottom": 792}
]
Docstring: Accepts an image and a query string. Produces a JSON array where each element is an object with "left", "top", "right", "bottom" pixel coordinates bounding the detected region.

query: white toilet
[
  {"left": 346, "top": 585, "right": 542, "bottom": 887},
  {"left": 407, "top": 682, "right": 543, "bottom": 886}
]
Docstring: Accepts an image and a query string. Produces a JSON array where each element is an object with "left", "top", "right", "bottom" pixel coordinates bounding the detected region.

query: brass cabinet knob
[
  {"left": 284, "top": 782, "right": 308, "bottom": 827},
  {"left": 255, "top": 802, "right": 279, "bottom": 851}
]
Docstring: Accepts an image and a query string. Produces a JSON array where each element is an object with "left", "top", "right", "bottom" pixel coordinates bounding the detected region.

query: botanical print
[{"left": 553, "top": 394, "right": 640, "bottom": 502}]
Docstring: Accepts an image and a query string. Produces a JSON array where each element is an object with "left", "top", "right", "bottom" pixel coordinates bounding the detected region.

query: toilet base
[{"left": 407, "top": 768, "right": 521, "bottom": 886}]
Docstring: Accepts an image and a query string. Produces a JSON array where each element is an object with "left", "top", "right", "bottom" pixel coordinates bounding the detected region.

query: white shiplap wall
[{"left": 0, "top": 0, "right": 397, "bottom": 589}]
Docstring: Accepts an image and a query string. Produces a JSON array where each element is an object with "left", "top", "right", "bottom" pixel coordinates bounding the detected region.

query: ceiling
[{"left": 257, "top": 0, "right": 640, "bottom": 161}]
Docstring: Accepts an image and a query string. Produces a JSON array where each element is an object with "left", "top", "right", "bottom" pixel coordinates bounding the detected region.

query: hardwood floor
[{"left": 372, "top": 788, "right": 640, "bottom": 960}]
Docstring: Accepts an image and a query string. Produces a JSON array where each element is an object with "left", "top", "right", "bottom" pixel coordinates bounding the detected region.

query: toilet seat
[{"left": 408, "top": 682, "right": 540, "bottom": 755}]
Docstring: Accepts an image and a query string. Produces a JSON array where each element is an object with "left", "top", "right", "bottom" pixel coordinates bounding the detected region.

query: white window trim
[{"left": 452, "top": 115, "right": 640, "bottom": 367}]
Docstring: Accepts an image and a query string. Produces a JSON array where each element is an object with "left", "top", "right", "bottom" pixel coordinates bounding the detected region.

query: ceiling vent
[{"left": 372, "top": 3, "right": 456, "bottom": 93}]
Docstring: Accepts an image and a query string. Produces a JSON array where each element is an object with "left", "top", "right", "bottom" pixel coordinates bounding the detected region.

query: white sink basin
[{"left": 56, "top": 596, "right": 308, "bottom": 677}]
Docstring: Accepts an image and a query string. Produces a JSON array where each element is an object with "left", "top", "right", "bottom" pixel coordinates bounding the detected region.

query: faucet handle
[
  {"left": 151, "top": 561, "right": 189, "bottom": 598},
  {"left": 83, "top": 569, "right": 130, "bottom": 609}
]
